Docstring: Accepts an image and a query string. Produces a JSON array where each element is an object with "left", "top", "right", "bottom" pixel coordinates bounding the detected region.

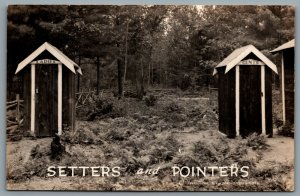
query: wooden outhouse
[
  {"left": 271, "top": 39, "right": 295, "bottom": 125},
  {"left": 213, "top": 45, "right": 278, "bottom": 138},
  {"left": 15, "top": 42, "right": 82, "bottom": 137}
]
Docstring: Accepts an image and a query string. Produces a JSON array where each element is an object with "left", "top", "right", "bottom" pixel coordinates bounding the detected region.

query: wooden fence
[
  {"left": 7, "top": 94, "right": 24, "bottom": 133},
  {"left": 75, "top": 90, "right": 96, "bottom": 108}
]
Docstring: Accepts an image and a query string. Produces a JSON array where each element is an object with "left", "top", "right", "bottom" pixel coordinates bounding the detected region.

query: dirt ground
[
  {"left": 6, "top": 90, "right": 295, "bottom": 191},
  {"left": 6, "top": 133, "right": 294, "bottom": 191}
]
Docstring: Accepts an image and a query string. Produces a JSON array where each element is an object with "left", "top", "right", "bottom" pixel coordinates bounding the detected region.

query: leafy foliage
[
  {"left": 144, "top": 94, "right": 157, "bottom": 107},
  {"left": 246, "top": 133, "right": 269, "bottom": 150},
  {"left": 278, "top": 122, "right": 294, "bottom": 138},
  {"left": 7, "top": 5, "right": 294, "bottom": 99}
]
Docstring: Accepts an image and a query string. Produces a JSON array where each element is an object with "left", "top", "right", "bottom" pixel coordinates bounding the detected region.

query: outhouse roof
[
  {"left": 213, "top": 45, "right": 278, "bottom": 75},
  {"left": 270, "top": 39, "right": 295, "bottom": 53},
  {"left": 15, "top": 42, "right": 82, "bottom": 75}
]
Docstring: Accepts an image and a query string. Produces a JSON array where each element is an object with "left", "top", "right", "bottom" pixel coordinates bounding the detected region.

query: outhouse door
[
  {"left": 239, "top": 65, "right": 262, "bottom": 137},
  {"left": 35, "top": 64, "right": 58, "bottom": 136}
]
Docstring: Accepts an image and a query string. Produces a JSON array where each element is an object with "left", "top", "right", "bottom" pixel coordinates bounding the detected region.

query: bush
[
  {"left": 212, "top": 137, "right": 231, "bottom": 157},
  {"left": 105, "top": 129, "right": 127, "bottom": 142},
  {"left": 86, "top": 97, "right": 113, "bottom": 121},
  {"left": 148, "top": 135, "right": 180, "bottom": 164},
  {"left": 7, "top": 168, "right": 30, "bottom": 182},
  {"left": 30, "top": 144, "right": 44, "bottom": 159},
  {"left": 173, "top": 153, "right": 200, "bottom": 168},
  {"left": 278, "top": 122, "right": 294, "bottom": 138},
  {"left": 165, "top": 113, "right": 187, "bottom": 125},
  {"left": 164, "top": 101, "right": 183, "bottom": 113},
  {"left": 246, "top": 133, "right": 269, "bottom": 150},
  {"left": 179, "top": 74, "right": 192, "bottom": 91},
  {"left": 193, "top": 141, "right": 218, "bottom": 163},
  {"left": 274, "top": 118, "right": 283, "bottom": 128},
  {"left": 145, "top": 94, "right": 157, "bottom": 107},
  {"left": 61, "top": 127, "right": 102, "bottom": 145}
]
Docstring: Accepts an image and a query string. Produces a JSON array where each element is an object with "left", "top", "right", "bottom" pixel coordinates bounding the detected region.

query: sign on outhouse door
[
  {"left": 213, "top": 45, "right": 278, "bottom": 138},
  {"left": 15, "top": 42, "right": 82, "bottom": 137}
]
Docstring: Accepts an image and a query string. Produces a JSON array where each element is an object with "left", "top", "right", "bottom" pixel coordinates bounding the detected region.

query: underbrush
[
  {"left": 61, "top": 127, "right": 103, "bottom": 145},
  {"left": 7, "top": 127, "right": 293, "bottom": 191},
  {"left": 246, "top": 133, "right": 269, "bottom": 150},
  {"left": 277, "top": 122, "right": 294, "bottom": 138},
  {"left": 7, "top": 90, "right": 293, "bottom": 191},
  {"left": 76, "top": 91, "right": 218, "bottom": 131}
]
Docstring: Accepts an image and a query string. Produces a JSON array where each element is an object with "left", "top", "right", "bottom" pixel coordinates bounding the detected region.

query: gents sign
[
  {"left": 31, "top": 59, "right": 61, "bottom": 64},
  {"left": 238, "top": 59, "right": 265, "bottom": 66}
]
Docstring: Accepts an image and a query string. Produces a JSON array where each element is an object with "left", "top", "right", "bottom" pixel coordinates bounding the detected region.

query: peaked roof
[
  {"left": 15, "top": 42, "right": 82, "bottom": 75},
  {"left": 213, "top": 45, "right": 278, "bottom": 75},
  {"left": 270, "top": 39, "right": 295, "bottom": 53}
]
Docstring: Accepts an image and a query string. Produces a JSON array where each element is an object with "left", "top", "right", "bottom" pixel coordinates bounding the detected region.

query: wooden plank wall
[
  {"left": 22, "top": 66, "right": 31, "bottom": 132},
  {"left": 35, "top": 64, "right": 58, "bottom": 136},
  {"left": 62, "top": 67, "right": 76, "bottom": 131},
  {"left": 217, "top": 67, "right": 236, "bottom": 137},
  {"left": 69, "top": 72, "right": 75, "bottom": 131},
  {"left": 283, "top": 48, "right": 294, "bottom": 125},
  {"left": 62, "top": 67, "right": 70, "bottom": 130},
  {"left": 239, "top": 65, "right": 261, "bottom": 137},
  {"left": 265, "top": 66, "right": 273, "bottom": 136}
]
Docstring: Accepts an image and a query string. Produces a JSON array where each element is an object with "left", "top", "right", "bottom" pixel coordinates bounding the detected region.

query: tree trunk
[
  {"left": 117, "top": 58, "right": 123, "bottom": 98},
  {"left": 96, "top": 56, "right": 100, "bottom": 95},
  {"left": 77, "top": 55, "right": 81, "bottom": 92},
  {"left": 123, "top": 21, "right": 129, "bottom": 84},
  {"left": 141, "top": 59, "right": 144, "bottom": 94},
  {"left": 137, "top": 58, "right": 144, "bottom": 100},
  {"left": 151, "top": 62, "right": 154, "bottom": 85},
  {"left": 159, "top": 65, "right": 162, "bottom": 86},
  {"left": 165, "top": 68, "right": 168, "bottom": 87},
  {"left": 116, "top": 16, "right": 123, "bottom": 99},
  {"left": 148, "top": 62, "right": 151, "bottom": 87}
]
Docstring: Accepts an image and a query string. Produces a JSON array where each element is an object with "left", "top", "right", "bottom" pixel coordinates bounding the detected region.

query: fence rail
[
  {"left": 75, "top": 90, "right": 96, "bottom": 108},
  {"left": 7, "top": 94, "right": 23, "bottom": 133}
]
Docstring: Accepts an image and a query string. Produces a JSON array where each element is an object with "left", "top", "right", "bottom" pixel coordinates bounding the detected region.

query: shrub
[
  {"left": 172, "top": 153, "right": 200, "bottom": 169},
  {"left": 86, "top": 97, "right": 113, "bottom": 121},
  {"left": 148, "top": 135, "right": 180, "bottom": 164},
  {"left": 165, "top": 113, "right": 187, "bottom": 124},
  {"left": 278, "top": 122, "right": 294, "bottom": 138},
  {"left": 145, "top": 94, "right": 157, "bottom": 107},
  {"left": 105, "top": 129, "right": 127, "bottom": 142},
  {"left": 30, "top": 144, "right": 43, "bottom": 159},
  {"left": 179, "top": 74, "right": 192, "bottom": 91},
  {"left": 61, "top": 127, "right": 102, "bottom": 145},
  {"left": 246, "top": 133, "right": 269, "bottom": 150},
  {"left": 7, "top": 168, "right": 30, "bottom": 182},
  {"left": 193, "top": 141, "right": 218, "bottom": 163},
  {"left": 164, "top": 101, "right": 183, "bottom": 113},
  {"left": 274, "top": 118, "right": 283, "bottom": 128},
  {"left": 212, "top": 137, "right": 231, "bottom": 156}
]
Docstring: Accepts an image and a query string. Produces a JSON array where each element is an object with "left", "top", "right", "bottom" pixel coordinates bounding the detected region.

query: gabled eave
[
  {"left": 213, "top": 45, "right": 278, "bottom": 75},
  {"left": 15, "top": 42, "right": 82, "bottom": 75},
  {"left": 270, "top": 39, "right": 295, "bottom": 53}
]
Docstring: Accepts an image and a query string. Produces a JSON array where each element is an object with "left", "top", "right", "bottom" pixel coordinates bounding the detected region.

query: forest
[
  {"left": 6, "top": 5, "right": 295, "bottom": 191},
  {"left": 7, "top": 5, "right": 294, "bottom": 99}
]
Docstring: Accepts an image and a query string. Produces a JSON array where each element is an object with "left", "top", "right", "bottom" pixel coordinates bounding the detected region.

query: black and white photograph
[{"left": 6, "top": 5, "right": 295, "bottom": 191}]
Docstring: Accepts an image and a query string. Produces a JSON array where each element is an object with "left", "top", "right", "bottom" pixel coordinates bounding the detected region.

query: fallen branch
[
  {"left": 6, "top": 103, "right": 17, "bottom": 110},
  {"left": 6, "top": 100, "right": 24, "bottom": 105},
  {"left": 76, "top": 105, "right": 85, "bottom": 109},
  {"left": 7, "top": 125, "right": 18, "bottom": 131},
  {"left": 7, "top": 119, "right": 18, "bottom": 126}
]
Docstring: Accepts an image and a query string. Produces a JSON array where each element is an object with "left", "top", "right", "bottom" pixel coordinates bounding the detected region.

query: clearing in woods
[{"left": 6, "top": 90, "right": 294, "bottom": 191}]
